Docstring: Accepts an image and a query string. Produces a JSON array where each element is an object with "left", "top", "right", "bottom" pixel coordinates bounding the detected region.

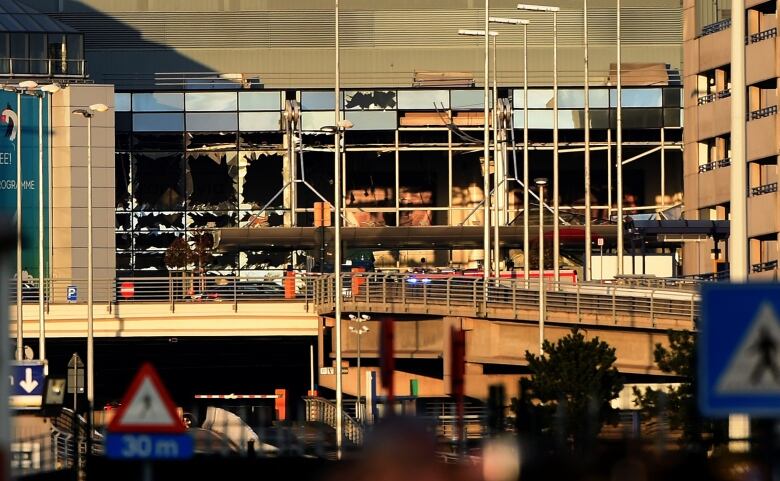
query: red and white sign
[
  {"left": 107, "top": 363, "right": 185, "bottom": 434},
  {"left": 120, "top": 282, "right": 135, "bottom": 299}
]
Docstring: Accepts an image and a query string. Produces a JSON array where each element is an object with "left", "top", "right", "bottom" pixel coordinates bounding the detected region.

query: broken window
[
  {"left": 132, "top": 132, "right": 184, "bottom": 151},
  {"left": 186, "top": 131, "right": 238, "bottom": 151},
  {"left": 186, "top": 152, "right": 238, "bottom": 210},
  {"left": 187, "top": 211, "right": 237, "bottom": 229},
  {"left": 344, "top": 91, "right": 397, "bottom": 110},
  {"left": 115, "top": 152, "right": 131, "bottom": 209},
  {"left": 133, "top": 153, "right": 185, "bottom": 211},
  {"left": 134, "top": 231, "right": 180, "bottom": 250},
  {"left": 240, "top": 151, "right": 284, "bottom": 210},
  {"left": 116, "top": 213, "right": 131, "bottom": 231},
  {"left": 134, "top": 212, "right": 184, "bottom": 231},
  {"left": 240, "top": 132, "right": 283, "bottom": 150}
]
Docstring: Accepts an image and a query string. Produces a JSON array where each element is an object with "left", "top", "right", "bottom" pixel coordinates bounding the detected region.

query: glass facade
[
  {"left": 0, "top": 32, "right": 84, "bottom": 76},
  {"left": 116, "top": 87, "right": 683, "bottom": 274}
]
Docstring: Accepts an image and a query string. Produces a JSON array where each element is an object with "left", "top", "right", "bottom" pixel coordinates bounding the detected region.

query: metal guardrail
[
  {"left": 698, "top": 157, "right": 731, "bottom": 173},
  {"left": 750, "top": 182, "right": 778, "bottom": 196},
  {"left": 304, "top": 397, "right": 364, "bottom": 446},
  {"left": 750, "top": 27, "right": 778, "bottom": 43},
  {"left": 750, "top": 105, "right": 778, "bottom": 121},
  {"left": 0, "top": 57, "right": 87, "bottom": 78},
  {"left": 701, "top": 18, "right": 731, "bottom": 37},
  {"left": 313, "top": 273, "right": 700, "bottom": 328},
  {"left": 752, "top": 260, "right": 779, "bottom": 273},
  {"left": 697, "top": 88, "right": 731, "bottom": 106}
]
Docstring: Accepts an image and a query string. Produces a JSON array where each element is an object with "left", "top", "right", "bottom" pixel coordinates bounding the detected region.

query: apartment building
[{"left": 683, "top": 0, "right": 780, "bottom": 279}]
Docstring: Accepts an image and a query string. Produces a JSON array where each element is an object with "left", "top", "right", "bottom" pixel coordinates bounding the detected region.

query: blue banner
[{"left": 0, "top": 91, "right": 49, "bottom": 278}]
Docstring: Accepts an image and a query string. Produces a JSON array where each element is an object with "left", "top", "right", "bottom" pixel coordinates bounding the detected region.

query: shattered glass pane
[
  {"left": 134, "top": 231, "right": 180, "bottom": 250},
  {"left": 344, "top": 91, "right": 397, "bottom": 110},
  {"left": 133, "top": 153, "right": 185, "bottom": 211},
  {"left": 116, "top": 253, "right": 132, "bottom": 271},
  {"left": 132, "top": 132, "right": 184, "bottom": 151},
  {"left": 240, "top": 250, "right": 289, "bottom": 270},
  {"left": 116, "top": 233, "right": 132, "bottom": 250},
  {"left": 186, "top": 132, "right": 238, "bottom": 150},
  {"left": 240, "top": 132, "right": 283, "bottom": 150},
  {"left": 187, "top": 211, "right": 237, "bottom": 229},
  {"left": 134, "top": 212, "right": 184, "bottom": 231},
  {"left": 116, "top": 213, "right": 131, "bottom": 231},
  {"left": 239, "top": 151, "right": 283, "bottom": 209},
  {"left": 115, "top": 152, "right": 131, "bottom": 210},
  {"left": 134, "top": 253, "right": 167, "bottom": 271},
  {"left": 186, "top": 152, "right": 238, "bottom": 210}
]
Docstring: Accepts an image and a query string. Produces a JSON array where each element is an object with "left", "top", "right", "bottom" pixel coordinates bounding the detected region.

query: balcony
[
  {"left": 697, "top": 95, "right": 731, "bottom": 140},
  {"left": 701, "top": 19, "right": 731, "bottom": 37},
  {"left": 747, "top": 108, "right": 779, "bottom": 161},
  {"left": 747, "top": 185, "right": 779, "bottom": 237},
  {"left": 699, "top": 20, "right": 731, "bottom": 72},
  {"left": 697, "top": 89, "right": 731, "bottom": 106},
  {"left": 0, "top": 57, "right": 86, "bottom": 79},
  {"left": 747, "top": 29, "right": 777, "bottom": 85},
  {"left": 698, "top": 157, "right": 731, "bottom": 173}
]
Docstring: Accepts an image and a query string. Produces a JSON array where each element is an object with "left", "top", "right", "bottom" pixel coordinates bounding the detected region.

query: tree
[
  {"left": 164, "top": 237, "right": 192, "bottom": 298},
  {"left": 523, "top": 329, "right": 624, "bottom": 449},
  {"left": 633, "top": 329, "right": 726, "bottom": 450}
]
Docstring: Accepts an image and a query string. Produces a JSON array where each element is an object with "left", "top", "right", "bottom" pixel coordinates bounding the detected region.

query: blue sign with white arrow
[
  {"left": 700, "top": 284, "right": 780, "bottom": 416},
  {"left": 9, "top": 362, "right": 46, "bottom": 409}
]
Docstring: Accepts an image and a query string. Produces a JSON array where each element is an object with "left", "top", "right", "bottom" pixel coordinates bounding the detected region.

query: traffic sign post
[
  {"left": 106, "top": 363, "right": 193, "bottom": 462},
  {"left": 700, "top": 284, "right": 780, "bottom": 416},
  {"left": 9, "top": 362, "right": 46, "bottom": 410}
]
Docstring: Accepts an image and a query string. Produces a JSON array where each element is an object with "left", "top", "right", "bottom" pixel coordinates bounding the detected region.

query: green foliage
[
  {"left": 164, "top": 237, "right": 191, "bottom": 270},
  {"left": 523, "top": 329, "right": 624, "bottom": 447},
  {"left": 633, "top": 329, "right": 725, "bottom": 449}
]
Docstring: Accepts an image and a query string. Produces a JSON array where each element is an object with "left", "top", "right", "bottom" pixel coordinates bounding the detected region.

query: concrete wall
[{"left": 51, "top": 84, "right": 115, "bottom": 294}]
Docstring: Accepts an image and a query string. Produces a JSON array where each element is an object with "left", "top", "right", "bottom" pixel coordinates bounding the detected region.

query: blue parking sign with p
[{"left": 66, "top": 285, "right": 77, "bottom": 303}]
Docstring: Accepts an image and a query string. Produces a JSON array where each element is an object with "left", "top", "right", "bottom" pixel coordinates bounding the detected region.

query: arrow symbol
[{"left": 19, "top": 368, "right": 39, "bottom": 393}]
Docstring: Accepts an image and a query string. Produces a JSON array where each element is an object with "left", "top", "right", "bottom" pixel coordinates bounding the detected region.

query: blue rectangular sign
[
  {"left": 66, "top": 285, "right": 77, "bottom": 302},
  {"left": 699, "top": 283, "right": 780, "bottom": 416},
  {"left": 9, "top": 362, "right": 45, "bottom": 409},
  {"left": 105, "top": 433, "right": 194, "bottom": 460}
]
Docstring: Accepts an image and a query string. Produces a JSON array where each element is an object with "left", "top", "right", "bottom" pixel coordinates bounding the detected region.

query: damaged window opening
[
  {"left": 134, "top": 253, "right": 167, "bottom": 271},
  {"left": 240, "top": 131, "right": 283, "bottom": 150},
  {"left": 240, "top": 152, "right": 283, "bottom": 209},
  {"left": 133, "top": 153, "right": 185, "bottom": 211},
  {"left": 116, "top": 233, "right": 131, "bottom": 250},
  {"left": 186, "top": 152, "right": 238, "bottom": 210},
  {"left": 116, "top": 213, "right": 131, "bottom": 231},
  {"left": 186, "top": 132, "right": 238, "bottom": 151},
  {"left": 241, "top": 250, "right": 290, "bottom": 270},
  {"left": 296, "top": 151, "right": 335, "bottom": 210},
  {"left": 134, "top": 231, "right": 180, "bottom": 251},
  {"left": 344, "top": 90, "right": 397, "bottom": 110},
  {"left": 188, "top": 212, "right": 237, "bottom": 229},
  {"left": 116, "top": 152, "right": 131, "bottom": 209},
  {"left": 132, "top": 132, "right": 184, "bottom": 151},
  {"left": 135, "top": 212, "right": 184, "bottom": 231}
]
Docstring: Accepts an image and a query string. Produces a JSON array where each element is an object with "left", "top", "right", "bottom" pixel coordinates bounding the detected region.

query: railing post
[
  {"left": 612, "top": 287, "right": 617, "bottom": 324},
  {"left": 233, "top": 276, "right": 238, "bottom": 312},
  {"left": 382, "top": 275, "right": 387, "bottom": 305},
  {"left": 512, "top": 279, "right": 517, "bottom": 319},
  {"left": 446, "top": 277, "right": 451, "bottom": 311},
  {"left": 473, "top": 279, "right": 478, "bottom": 312},
  {"left": 690, "top": 292, "right": 696, "bottom": 325},
  {"left": 650, "top": 289, "right": 655, "bottom": 326},
  {"left": 423, "top": 279, "right": 428, "bottom": 310},
  {"left": 401, "top": 274, "right": 407, "bottom": 311},
  {"left": 365, "top": 274, "right": 370, "bottom": 306},
  {"left": 169, "top": 275, "right": 174, "bottom": 312},
  {"left": 576, "top": 282, "right": 581, "bottom": 322}
]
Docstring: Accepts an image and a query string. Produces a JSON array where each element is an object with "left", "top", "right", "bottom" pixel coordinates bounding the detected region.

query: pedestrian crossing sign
[
  {"left": 700, "top": 284, "right": 780, "bottom": 416},
  {"left": 107, "top": 363, "right": 186, "bottom": 433}
]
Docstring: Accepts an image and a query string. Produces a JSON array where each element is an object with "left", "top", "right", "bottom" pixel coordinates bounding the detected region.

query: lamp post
[
  {"left": 616, "top": 0, "right": 625, "bottom": 275},
  {"left": 517, "top": 4, "right": 560, "bottom": 282},
  {"left": 334, "top": 0, "right": 344, "bottom": 457},
  {"left": 72, "top": 103, "right": 108, "bottom": 414},
  {"left": 535, "top": 178, "right": 548, "bottom": 353},
  {"left": 37, "top": 84, "right": 60, "bottom": 362},
  {"left": 348, "top": 313, "right": 369, "bottom": 421},
  {"left": 10, "top": 79, "right": 39, "bottom": 361},
  {"left": 584, "top": 0, "right": 592, "bottom": 281},
  {"left": 457, "top": 28, "right": 496, "bottom": 282},
  {"left": 489, "top": 17, "right": 530, "bottom": 280}
]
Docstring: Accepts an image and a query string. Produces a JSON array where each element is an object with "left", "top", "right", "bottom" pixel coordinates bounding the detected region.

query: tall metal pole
[
  {"left": 492, "top": 34, "right": 501, "bottom": 277},
  {"left": 16, "top": 91, "right": 23, "bottom": 361},
  {"left": 86, "top": 114, "right": 94, "bottom": 409},
  {"left": 0, "top": 254, "right": 11, "bottom": 481},
  {"left": 309, "top": 344, "right": 315, "bottom": 393},
  {"left": 333, "top": 0, "right": 344, "bottom": 458},
  {"left": 537, "top": 180, "right": 546, "bottom": 353},
  {"left": 38, "top": 93, "right": 45, "bottom": 361},
  {"left": 729, "top": 0, "right": 749, "bottom": 452},
  {"left": 522, "top": 24, "right": 530, "bottom": 282},
  {"left": 583, "top": 0, "right": 592, "bottom": 281},
  {"left": 616, "top": 0, "right": 625, "bottom": 275},
  {"left": 483, "top": 0, "right": 492, "bottom": 282},
  {"left": 356, "top": 328, "right": 361, "bottom": 420},
  {"left": 552, "top": 10, "right": 560, "bottom": 283}
]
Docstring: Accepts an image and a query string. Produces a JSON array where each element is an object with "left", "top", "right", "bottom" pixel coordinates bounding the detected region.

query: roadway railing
[
  {"left": 303, "top": 397, "right": 364, "bottom": 446},
  {"left": 313, "top": 273, "right": 699, "bottom": 329},
  {"left": 9, "top": 272, "right": 701, "bottom": 328}
]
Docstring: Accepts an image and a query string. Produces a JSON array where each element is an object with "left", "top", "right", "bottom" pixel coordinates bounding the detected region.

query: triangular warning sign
[
  {"left": 108, "top": 363, "right": 185, "bottom": 433},
  {"left": 717, "top": 303, "right": 780, "bottom": 394}
]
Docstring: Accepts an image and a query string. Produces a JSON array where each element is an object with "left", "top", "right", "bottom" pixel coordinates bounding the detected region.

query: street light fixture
[
  {"left": 458, "top": 28, "right": 496, "bottom": 287},
  {"left": 488, "top": 17, "right": 529, "bottom": 278},
  {"left": 348, "top": 313, "right": 370, "bottom": 421},
  {"left": 517, "top": 4, "right": 560, "bottom": 283},
  {"left": 72, "top": 102, "right": 109, "bottom": 417},
  {"left": 535, "top": 178, "right": 548, "bottom": 354}
]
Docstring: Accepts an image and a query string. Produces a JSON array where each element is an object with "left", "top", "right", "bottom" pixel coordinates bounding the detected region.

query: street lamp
[
  {"left": 36, "top": 84, "right": 60, "bottom": 362},
  {"left": 517, "top": 4, "right": 560, "bottom": 283},
  {"left": 7, "top": 80, "right": 39, "bottom": 361},
  {"left": 488, "top": 17, "right": 529, "bottom": 279},
  {"left": 535, "top": 178, "right": 548, "bottom": 354},
  {"left": 583, "top": 0, "right": 592, "bottom": 281},
  {"left": 458, "top": 28, "right": 497, "bottom": 284},
  {"left": 348, "top": 313, "right": 369, "bottom": 421},
  {"left": 72, "top": 103, "right": 108, "bottom": 415}
]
